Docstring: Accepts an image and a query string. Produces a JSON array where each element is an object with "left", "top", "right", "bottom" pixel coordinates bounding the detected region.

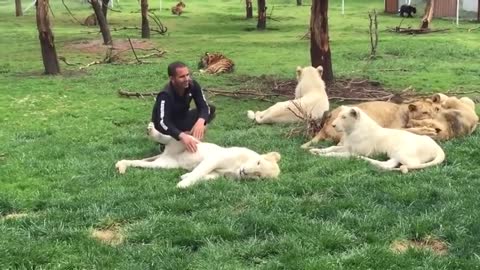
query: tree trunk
[
  {"left": 257, "top": 0, "right": 267, "bottom": 30},
  {"left": 246, "top": 0, "right": 253, "bottom": 19},
  {"left": 91, "top": 0, "right": 112, "bottom": 45},
  {"left": 420, "top": 0, "right": 434, "bottom": 29},
  {"left": 297, "top": 0, "right": 302, "bottom": 6},
  {"left": 36, "top": 0, "right": 60, "bottom": 75},
  {"left": 102, "top": 0, "right": 110, "bottom": 20},
  {"left": 15, "top": 0, "right": 23, "bottom": 16},
  {"left": 310, "top": 0, "right": 333, "bottom": 84},
  {"left": 141, "top": 0, "right": 150, "bottom": 38}
]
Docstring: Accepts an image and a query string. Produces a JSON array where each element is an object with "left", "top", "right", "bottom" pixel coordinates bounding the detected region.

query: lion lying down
[
  {"left": 301, "top": 99, "right": 442, "bottom": 148},
  {"left": 115, "top": 128, "right": 281, "bottom": 188},
  {"left": 407, "top": 94, "right": 478, "bottom": 141},
  {"left": 302, "top": 94, "right": 478, "bottom": 148},
  {"left": 310, "top": 106, "right": 445, "bottom": 173},
  {"left": 247, "top": 66, "right": 329, "bottom": 124}
]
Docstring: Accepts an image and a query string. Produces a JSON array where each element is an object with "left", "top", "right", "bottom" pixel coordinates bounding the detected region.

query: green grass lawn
[{"left": 1, "top": 0, "right": 480, "bottom": 268}]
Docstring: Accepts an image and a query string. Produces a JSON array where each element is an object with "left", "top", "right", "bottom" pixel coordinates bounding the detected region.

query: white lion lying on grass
[
  {"left": 115, "top": 124, "right": 281, "bottom": 188},
  {"left": 310, "top": 106, "right": 445, "bottom": 173},
  {"left": 247, "top": 65, "right": 329, "bottom": 124}
]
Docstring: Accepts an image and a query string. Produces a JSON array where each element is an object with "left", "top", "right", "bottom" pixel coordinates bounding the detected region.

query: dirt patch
[
  {"left": 64, "top": 38, "right": 156, "bottom": 54},
  {"left": 12, "top": 69, "right": 88, "bottom": 78},
  {"left": 391, "top": 237, "right": 448, "bottom": 256},
  {"left": 91, "top": 227, "right": 124, "bottom": 246},
  {"left": 223, "top": 74, "right": 422, "bottom": 104},
  {"left": 62, "top": 38, "right": 166, "bottom": 66}
]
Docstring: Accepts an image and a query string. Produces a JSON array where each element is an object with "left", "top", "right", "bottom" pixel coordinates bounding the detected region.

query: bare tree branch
[{"left": 62, "top": 0, "right": 84, "bottom": 25}]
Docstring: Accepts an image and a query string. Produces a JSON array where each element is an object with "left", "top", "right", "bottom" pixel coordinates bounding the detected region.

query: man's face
[{"left": 170, "top": 66, "right": 191, "bottom": 90}]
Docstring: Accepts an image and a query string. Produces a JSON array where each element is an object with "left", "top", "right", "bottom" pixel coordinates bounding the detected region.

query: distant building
[{"left": 384, "top": 0, "right": 479, "bottom": 21}]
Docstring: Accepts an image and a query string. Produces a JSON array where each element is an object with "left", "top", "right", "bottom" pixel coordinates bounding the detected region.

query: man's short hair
[{"left": 167, "top": 61, "right": 188, "bottom": 77}]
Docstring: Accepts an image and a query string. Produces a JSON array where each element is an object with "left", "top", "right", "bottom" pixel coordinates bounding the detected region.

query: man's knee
[{"left": 208, "top": 104, "right": 216, "bottom": 123}]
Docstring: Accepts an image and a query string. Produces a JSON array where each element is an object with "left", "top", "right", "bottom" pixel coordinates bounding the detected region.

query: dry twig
[
  {"left": 118, "top": 89, "right": 158, "bottom": 98},
  {"left": 62, "top": 0, "right": 84, "bottom": 25},
  {"left": 468, "top": 26, "right": 479, "bottom": 32},
  {"left": 148, "top": 12, "right": 168, "bottom": 34},
  {"left": 390, "top": 27, "right": 450, "bottom": 34},
  {"left": 300, "top": 30, "right": 310, "bottom": 40},
  {"left": 127, "top": 37, "right": 141, "bottom": 63},
  {"left": 111, "top": 26, "right": 167, "bottom": 35}
]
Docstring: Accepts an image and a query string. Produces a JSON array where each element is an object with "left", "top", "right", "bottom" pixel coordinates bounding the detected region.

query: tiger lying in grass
[
  {"left": 198, "top": 52, "right": 235, "bottom": 74},
  {"left": 171, "top": 1, "right": 186, "bottom": 15}
]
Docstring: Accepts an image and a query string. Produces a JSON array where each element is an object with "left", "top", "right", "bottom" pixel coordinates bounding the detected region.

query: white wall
[{"left": 462, "top": 0, "right": 478, "bottom": 12}]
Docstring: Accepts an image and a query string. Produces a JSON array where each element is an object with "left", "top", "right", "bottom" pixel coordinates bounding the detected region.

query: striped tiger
[
  {"left": 171, "top": 1, "right": 186, "bottom": 15},
  {"left": 198, "top": 52, "right": 235, "bottom": 74}
]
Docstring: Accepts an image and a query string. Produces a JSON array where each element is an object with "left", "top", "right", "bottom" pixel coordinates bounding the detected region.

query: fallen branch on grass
[
  {"left": 80, "top": 60, "right": 105, "bottom": 70},
  {"left": 205, "top": 88, "right": 290, "bottom": 102},
  {"left": 118, "top": 89, "right": 158, "bottom": 98},
  {"left": 62, "top": 0, "right": 84, "bottom": 26},
  {"left": 285, "top": 101, "right": 321, "bottom": 139},
  {"left": 127, "top": 37, "right": 141, "bottom": 63},
  {"left": 111, "top": 26, "right": 167, "bottom": 35},
  {"left": 117, "top": 88, "right": 287, "bottom": 102},
  {"left": 148, "top": 12, "right": 168, "bottom": 35},
  {"left": 468, "top": 26, "right": 479, "bottom": 32},
  {"left": 389, "top": 27, "right": 450, "bottom": 34},
  {"left": 79, "top": 47, "right": 115, "bottom": 69},
  {"left": 58, "top": 56, "right": 82, "bottom": 66},
  {"left": 300, "top": 30, "right": 310, "bottom": 40},
  {"left": 119, "top": 77, "right": 478, "bottom": 105},
  {"left": 78, "top": 46, "right": 166, "bottom": 69},
  {"left": 130, "top": 8, "right": 161, "bottom": 13}
]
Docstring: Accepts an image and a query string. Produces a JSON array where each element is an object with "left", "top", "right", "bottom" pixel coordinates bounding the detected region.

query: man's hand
[
  {"left": 179, "top": 133, "right": 198, "bottom": 153},
  {"left": 191, "top": 118, "right": 206, "bottom": 140}
]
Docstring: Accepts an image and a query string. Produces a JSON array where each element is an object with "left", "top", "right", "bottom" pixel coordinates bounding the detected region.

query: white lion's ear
[
  {"left": 296, "top": 66, "right": 302, "bottom": 79},
  {"left": 349, "top": 108, "right": 359, "bottom": 119},
  {"left": 431, "top": 94, "right": 441, "bottom": 103},
  {"left": 432, "top": 93, "right": 448, "bottom": 104},
  {"left": 316, "top": 65, "right": 324, "bottom": 76},
  {"left": 263, "top": 152, "right": 281, "bottom": 163}
]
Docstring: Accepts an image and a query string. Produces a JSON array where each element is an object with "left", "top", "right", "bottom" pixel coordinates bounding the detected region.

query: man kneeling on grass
[{"left": 149, "top": 61, "right": 216, "bottom": 152}]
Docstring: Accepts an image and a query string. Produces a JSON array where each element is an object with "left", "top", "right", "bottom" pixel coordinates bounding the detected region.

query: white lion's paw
[
  {"left": 176, "top": 179, "right": 193, "bottom": 189},
  {"left": 301, "top": 142, "right": 312, "bottom": 149},
  {"left": 147, "top": 122, "right": 155, "bottom": 136},
  {"left": 115, "top": 160, "right": 127, "bottom": 174},
  {"left": 180, "top": 173, "right": 191, "bottom": 180},
  {"left": 247, "top": 110, "right": 255, "bottom": 120},
  {"left": 309, "top": 148, "right": 327, "bottom": 155}
]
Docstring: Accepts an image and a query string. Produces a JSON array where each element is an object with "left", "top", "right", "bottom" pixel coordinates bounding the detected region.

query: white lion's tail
[
  {"left": 399, "top": 147, "right": 445, "bottom": 173},
  {"left": 247, "top": 110, "right": 256, "bottom": 120}
]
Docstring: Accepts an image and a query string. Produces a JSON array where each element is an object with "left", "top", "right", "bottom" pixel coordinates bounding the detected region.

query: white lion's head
[
  {"left": 239, "top": 152, "right": 281, "bottom": 179},
  {"left": 331, "top": 106, "right": 363, "bottom": 134},
  {"left": 296, "top": 65, "right": 323, "bottom": 81},
  {"left": 294, "top": 66, "right": 325, "bottom": 98}
]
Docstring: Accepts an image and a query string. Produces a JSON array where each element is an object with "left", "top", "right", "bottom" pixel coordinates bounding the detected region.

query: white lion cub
[
  {"left": 115, "top": 126, "right": 281, "bottom": 188},
  {"left": 309, "top": 106, "right": 445, "bottom": 173},
  {"left": 247, "top": 66, "right": 329, "bottom": 124}
]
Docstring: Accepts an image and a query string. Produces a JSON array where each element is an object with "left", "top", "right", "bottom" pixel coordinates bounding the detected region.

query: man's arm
[
  {"left": 152, "top": 93, "right": 182, "bottom": 140},
  {"left": 191, "top": 80, "right": 210, "bottom": 121}
]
